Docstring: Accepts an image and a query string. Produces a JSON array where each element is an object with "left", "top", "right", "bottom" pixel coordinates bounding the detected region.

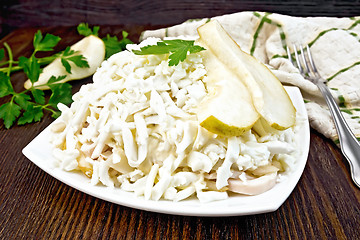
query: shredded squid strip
[{"left": 50, "top": 38, "right": 300, "bottom": 202}]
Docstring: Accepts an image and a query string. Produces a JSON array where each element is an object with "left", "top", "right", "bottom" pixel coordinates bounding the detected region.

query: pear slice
[
  {"left": 197, "top": 20, "right": 296, "bottom": 130},
  {"left": 196, "top": 39, "right": 259, "bottom": 136},
  {"left": 24, "top": 35, "right": 105, "bottom": 90},
  {"left": 252, "top": 117, "right": 278, "bottom": 137}
]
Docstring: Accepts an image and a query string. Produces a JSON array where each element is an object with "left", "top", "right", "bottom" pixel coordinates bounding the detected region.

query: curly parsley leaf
[
  {"left": 18, "top": 56, "right": 41, "bottom": 84},
  {"left": 132, "top": 39, "right": 206, "bottom": 66},
  {"left": 103, "top": 31, "right": 133, "bottom": 59},
  {"left": 33, "top": 30, "right": 61, "bottom": 52},
  {"left": 0, "top": 101, "right": 22, "bottom": 129},
  {"left": 77, "top": 23, "right": 100, "bottom": 37}
]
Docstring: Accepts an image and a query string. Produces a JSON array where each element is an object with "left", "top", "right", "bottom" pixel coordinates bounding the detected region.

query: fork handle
[{"left": 317, "top": 81, "right": 360, "bottom": 188}]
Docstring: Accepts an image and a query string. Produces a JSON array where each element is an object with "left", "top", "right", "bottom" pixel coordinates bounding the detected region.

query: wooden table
[{"left": 1, "top": 22, "right": 360, "bottom": 240}]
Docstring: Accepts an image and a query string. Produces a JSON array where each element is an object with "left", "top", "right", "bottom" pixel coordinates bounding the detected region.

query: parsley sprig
[
  {"left": 77, "top": 23, "right": 133, "bottom": 59},
  {"left": 77, "top": 23, "right": 100, "bottom": 37},
  {"left": 0, "top": 23, "right": 133, "bottom": 129},
  {"left": 0, "top": 70, "right": 72, "bottom": 128},
  {"left": 60, "top": 46, "right": 90, "bottom": 74},
  {"left": 132, "top": 39, "right": 205, "bottom": 66},
  {"left": 0, "top": 30, "right": 88, "bottom": 128}
]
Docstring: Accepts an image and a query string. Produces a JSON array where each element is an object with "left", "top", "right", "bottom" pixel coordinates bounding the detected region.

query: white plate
[{"left": 22, "top": 86, "right": 309, "bottom": 217}]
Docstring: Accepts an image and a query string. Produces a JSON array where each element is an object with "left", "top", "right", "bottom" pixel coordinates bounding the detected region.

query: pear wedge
[
  {"left": 252, "top": 117, "right": 278, "bottom": 137},
  {"left": 196, "top": 39, "right": 259, "bottom": 136},
  {"left": 24, "top": 35, "right": 105, "bottom": 90},
  {"left": 197, "top": 20, "right": 296, "bottom": 130}
]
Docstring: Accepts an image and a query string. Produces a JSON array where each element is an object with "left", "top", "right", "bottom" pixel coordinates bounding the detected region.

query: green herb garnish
[
  {"left": 77, "top": 23, "right": 100, "bottom": 37},
  {"left": 59, "top": 46, "right": 89, "bottom": 74},
  {"left": 0, "top": 31, "right": 86, "bottom": 129},
  {"left": 0, "top": 70, "right": 72, "bottom": 128},
  {"left": 0, "top": 23, "right": 134, "bottom": 129},
  {"left": 77, "top": 23, "right": 133, "bottom": 59},
  {"left": 132, "top": 39, "right": 206, "bottom": 66},
  {"left": 102, "top": 31, "right": 134, "bottom": 59}
]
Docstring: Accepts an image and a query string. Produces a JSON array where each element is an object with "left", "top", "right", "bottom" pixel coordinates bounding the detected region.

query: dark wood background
[
  {"left": 1, "top": 1, "right": 360, "bottom": 239},
  {"left": 1, "top": 0, "right": 360, "bottom": 37}
]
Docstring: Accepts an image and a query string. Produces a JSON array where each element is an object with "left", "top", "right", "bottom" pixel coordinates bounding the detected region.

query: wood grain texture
[
  {"left": 0, "top": 3, "right": 360, "bottom": 239},
  {"left": 0, "top": 125, "right": 359, "bottom": 239},
  {"left": 1, "top": 0, "right": 360, "bottom": 37}
]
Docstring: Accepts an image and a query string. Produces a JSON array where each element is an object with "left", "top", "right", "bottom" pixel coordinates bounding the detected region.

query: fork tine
[
  {"left": 292, "top": 45, "right": 304, "bottom": 75},
  {"left": 286, "top": 46, "right": 293, "bottom": 65},
  {"left": 305, "top": 45, "right": 321, "bottom": 79},
  {"left": 300, "top": 45, "right": 312, "bottom": 75},
  {"left": 288, "top": 44, "right": 317, "bottom": 79}
]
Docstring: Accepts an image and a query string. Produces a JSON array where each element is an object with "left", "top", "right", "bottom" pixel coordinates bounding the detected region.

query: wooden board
[{"left": 0, "top": 7, "right": 360, "bottom": 239}]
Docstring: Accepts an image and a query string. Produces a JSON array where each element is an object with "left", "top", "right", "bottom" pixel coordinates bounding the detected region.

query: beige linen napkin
[{"left": 140, "top": 11, "right": 360, "bottom": 143}]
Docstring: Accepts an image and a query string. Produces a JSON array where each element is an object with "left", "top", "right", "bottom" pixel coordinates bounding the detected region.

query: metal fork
[{"left": 287, "top": 45, "right": 360, "bottom": 188}]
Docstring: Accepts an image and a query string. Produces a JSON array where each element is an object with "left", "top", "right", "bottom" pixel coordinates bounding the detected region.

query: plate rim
[{"left": 22, "top": 86, "right": 310, "bottom": 217}]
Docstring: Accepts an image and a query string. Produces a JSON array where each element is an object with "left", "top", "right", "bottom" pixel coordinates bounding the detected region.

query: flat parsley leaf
[
  {"left": 0, "top": 102, "right": 21, "bottom": 129},
  {"left": 48, "top": 82, "right": 73, "bottom": 109},
  {"left": 61, "top": 58, "right": 72, "bottom": 74},
  {"left": 0, "top": 72, "right": 14, "bottom": 97},
  {"left": 60, "top": 46, "right": 89, "bottom": 73},
  {"left": 33, "top": 30, "right": 61, "bottom": 52},
  {"left": 77, "top": 23, "right": 100, "bottom": 37},
  {"left": 67, "top": 54, "right": 89, "bottom": 68},
  {"left": 14, "top": 93, "right": 31, "bottom": 109},
  {"left": 15, "top": 75, "right": 69, "bottom": 126},
  {"left": 48, "top": 75, "right": 67, "bottom": 84},
  {"left": 102, "top": 31, "right": 133, "bottom": 59},
  {"left": 18, "top": 105, "right": 43, "bottom": 125},
  {"left": 0, "top": 24, "right": 132, "bottom": 129},
  {"left": 18, "top": 55, "right": 41, "bottom": 84},
  {"left": 132, "top": 39, "right": 205, "bottom": 66},
  {"left": 78, "top": 23, "right": 133, "bottom": 59},
  {"left": 31, "top": 89, "right": 45, "bottom": 105}
]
